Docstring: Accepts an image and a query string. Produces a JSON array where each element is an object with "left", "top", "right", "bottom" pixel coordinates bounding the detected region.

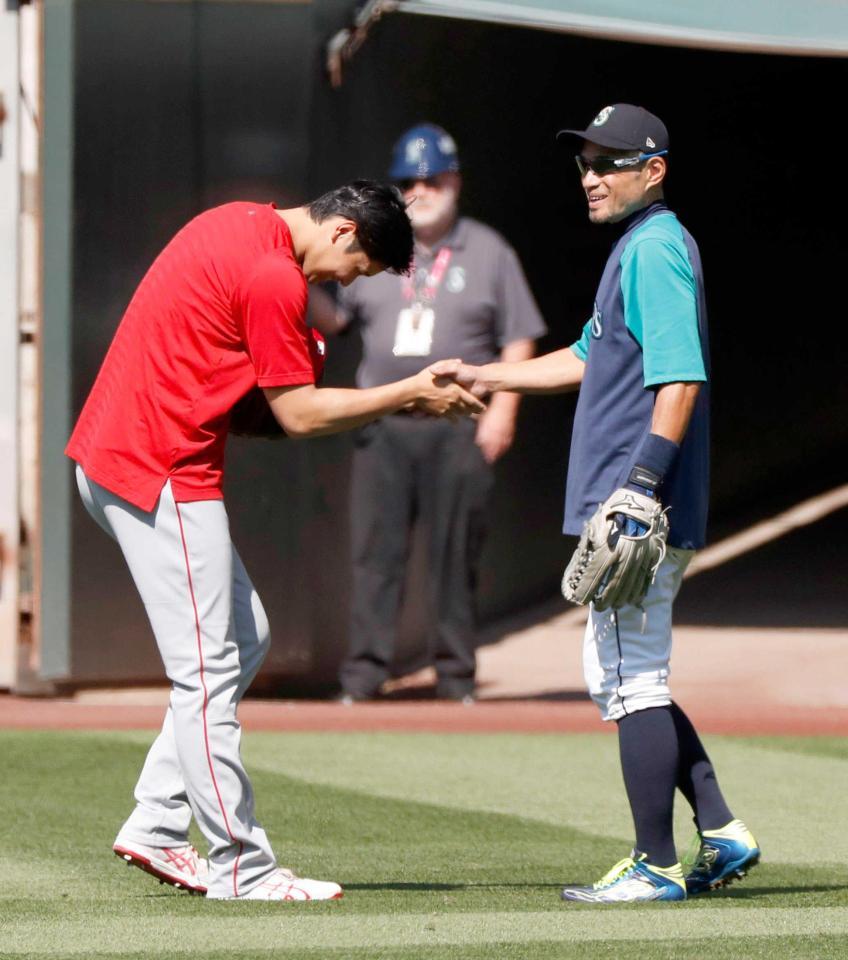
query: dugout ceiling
[
  {"left": 390, "top": 0, "right": 848, "bottom": 56},
  {"left": 40, "top": 0, "right": 847, "bottom": 690}
]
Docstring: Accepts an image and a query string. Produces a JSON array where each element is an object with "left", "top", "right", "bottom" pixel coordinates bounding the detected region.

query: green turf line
[
  {"left": 5, "top": 941, "right": 848, "bottom": 960},
  {"left": 2, "top": 908, "right": 848, "bottom": 955},
  {"left": 731, "top": 736, "right": 848, "bottom": 762}
]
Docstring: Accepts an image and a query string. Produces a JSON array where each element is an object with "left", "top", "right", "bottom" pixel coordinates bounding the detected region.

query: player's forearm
[
  {"left": 650, "top": 381, "right": 701, "bottom": 443},
  {"left": 488, "top": 339, "right": 536, "bottom": 416},
  {"left": 266, "top": 381, "right": 420, "bottom": 438},
  {"left": 479, "top": 347, "right": 585, "bottom": 395}
]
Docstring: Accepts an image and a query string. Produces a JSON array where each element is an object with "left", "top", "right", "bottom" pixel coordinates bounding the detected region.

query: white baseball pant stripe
[
  {"left": 582, "top": 546, "right": 694, "bottom": 722},
  {"left": 75, "top": 466, "right": 277, "bottom": 898}
]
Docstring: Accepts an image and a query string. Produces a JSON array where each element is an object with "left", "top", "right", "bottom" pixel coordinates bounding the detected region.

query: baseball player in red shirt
[{"left": 66, "top": 181, "right": 483, "bottom": 902}]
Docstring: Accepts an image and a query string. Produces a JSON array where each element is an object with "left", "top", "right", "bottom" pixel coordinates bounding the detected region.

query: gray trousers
[
  {"left": 76, "top": 467, "right": 277, "bottom": 899},
  {"left": 339, "top": 415, "right": 493, "bottom": 697}
]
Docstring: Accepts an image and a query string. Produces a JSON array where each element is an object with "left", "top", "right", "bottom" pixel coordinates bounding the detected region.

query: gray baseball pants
[
  {"left": 75, "top": 466, "right": 277, "bottom": 899},
  {"left": 583, "top": 546, "right": 694, "bottom": 721}
]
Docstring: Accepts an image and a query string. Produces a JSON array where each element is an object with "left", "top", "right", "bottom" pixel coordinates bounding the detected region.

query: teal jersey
[
  {"left": 619, "top": 214, "right": 707, "bottom": 385},
  {"left": 571, "top": 214, "right": 706, "bottom": 384}
]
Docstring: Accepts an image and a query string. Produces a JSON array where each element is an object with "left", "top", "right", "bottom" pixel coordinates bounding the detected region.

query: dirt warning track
[{"left": 1, "top": 693, "right": 844, "bottom": 736}]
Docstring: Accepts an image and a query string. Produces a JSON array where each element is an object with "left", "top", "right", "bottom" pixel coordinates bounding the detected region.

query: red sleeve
[{"left": 237, "top": 251, "right": 316, "bottom": 387}]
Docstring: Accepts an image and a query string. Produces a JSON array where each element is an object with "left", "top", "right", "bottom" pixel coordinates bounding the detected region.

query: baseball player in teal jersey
[{"left": 436, "top": 104, "right": 760, "bottom": 903}]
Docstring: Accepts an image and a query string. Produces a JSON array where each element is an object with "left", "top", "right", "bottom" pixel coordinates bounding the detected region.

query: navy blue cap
[
  {"left": 389, "top": 124, "right": 460, "bottom": 180},
  {"left": 557, "top": 104, "right": 669, "bottom": 153}
]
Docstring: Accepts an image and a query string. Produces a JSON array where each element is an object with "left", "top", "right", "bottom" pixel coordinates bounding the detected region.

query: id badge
[{"left": 392, "top": 306, "right": 435, "bottom": 357}]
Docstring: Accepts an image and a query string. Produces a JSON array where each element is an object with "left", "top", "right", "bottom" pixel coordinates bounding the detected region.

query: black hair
[{"left": 307, "top": 180, "right": 414, "bottom": 275}]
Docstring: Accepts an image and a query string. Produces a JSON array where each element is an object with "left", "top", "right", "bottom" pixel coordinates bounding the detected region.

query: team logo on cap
[
  {"left": 646, "top": 136, "right": 656, "bottom": 149},
  {"left": 438, "top": 133, "right": 457, "bottom": 156},
  {"left": 593, "top": 106, "right": 615, "bottom": 127},
  {"left": 406, "top": 137, "right": 427, "bottom": 164}
]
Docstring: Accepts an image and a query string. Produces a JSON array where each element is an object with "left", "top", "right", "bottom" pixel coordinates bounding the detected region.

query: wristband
[{"left": 627, "top": 433, "right": 680, "bottom": 495}]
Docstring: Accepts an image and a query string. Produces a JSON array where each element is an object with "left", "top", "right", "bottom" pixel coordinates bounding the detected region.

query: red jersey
[{"left": 66, "top": 202, "right": 324, "bottom": 511}]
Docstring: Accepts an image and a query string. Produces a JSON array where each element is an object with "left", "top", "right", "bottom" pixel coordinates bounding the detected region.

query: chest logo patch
[
  {"left": 446, "top": 265, "right": 466, "bottom": 293},
  {"left": 591, "top": 302, "right": 603, "bottom": 338}
]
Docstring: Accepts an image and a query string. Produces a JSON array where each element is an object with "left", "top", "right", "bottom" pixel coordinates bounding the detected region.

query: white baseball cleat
[
  {"left": 113, "top": 840, "right": 209, "bottom": 894},
  {"left": 220, "top": 867, "right": 343, "bottom": 901}
]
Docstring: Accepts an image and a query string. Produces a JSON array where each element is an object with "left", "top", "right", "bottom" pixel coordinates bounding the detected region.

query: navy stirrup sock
[
  {"left": 617, "top": 708, "right": 680, "bottom": 867},
  {"left": 669, "top": 701, "right": 734, "bottom": 832}
]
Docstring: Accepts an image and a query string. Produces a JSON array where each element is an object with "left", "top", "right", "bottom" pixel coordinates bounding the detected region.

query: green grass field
[{"left": 0, "top": 729, "right": 846, "bottom": 959}]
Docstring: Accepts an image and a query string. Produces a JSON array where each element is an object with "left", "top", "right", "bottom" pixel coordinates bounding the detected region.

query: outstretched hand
[
  {"left": 412, "top": 359, "right": 486, "bottom": 420},
  {"left": 427, "top": 358, "right": 488, "bottom": 399}
]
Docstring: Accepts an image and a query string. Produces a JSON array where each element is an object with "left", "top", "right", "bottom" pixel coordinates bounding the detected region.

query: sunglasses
[
  {"left": 575, "top": 150, "right": 668, "bottom": 177},
  {"left": 396, "top": 177, "right": 443, "bottom": 192}
]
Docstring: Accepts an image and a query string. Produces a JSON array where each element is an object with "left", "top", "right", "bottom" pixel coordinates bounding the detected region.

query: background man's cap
[
  {"left": 389, "top": 123, "right": 460, "bottom": 180},
  {"left": 557, "top": 104, "right": 669, "bottom": 152}
]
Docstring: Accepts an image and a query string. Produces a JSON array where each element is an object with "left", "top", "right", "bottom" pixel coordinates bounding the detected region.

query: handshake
[{"left": 410, "top": 358, "right": 489, "bottom": 420}]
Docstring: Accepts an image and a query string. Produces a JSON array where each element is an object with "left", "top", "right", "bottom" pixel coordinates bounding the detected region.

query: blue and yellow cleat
[
  {"left": 561, "top": 853, "right": 687, "bottom": 904},
  {"left": 684, "top": 819, "right": 761, "bottom": 895}
]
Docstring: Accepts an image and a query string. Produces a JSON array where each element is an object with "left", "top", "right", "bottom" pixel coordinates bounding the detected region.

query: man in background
[{"left": 313, "top": 125, "right": 546, "bottom": 703}]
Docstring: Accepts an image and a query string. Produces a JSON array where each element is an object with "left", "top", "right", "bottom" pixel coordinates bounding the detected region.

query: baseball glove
[
  {"left": 229, "top": 387, "right": 286, "bottom": 440},
  {"left": 561, "top": 488, "right": 669, "bottom": 611}
]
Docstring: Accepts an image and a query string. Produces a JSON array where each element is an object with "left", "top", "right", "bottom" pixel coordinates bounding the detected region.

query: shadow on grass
[
  {"left": 703, "top": 883, "right": 848, "bottom": 899},
  {"left": 141, "top": 891, "right": 203, "bottom": 899},
  {"left": 343, "top": 882, "right": 564, "bottom": 891},
  {"left": 116, "top": 878, "right": 848, "bottom": 901}
]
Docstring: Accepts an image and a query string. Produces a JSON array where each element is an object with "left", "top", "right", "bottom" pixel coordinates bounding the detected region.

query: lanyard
[{"left": 402, "top": 247, "right": 452, "bottom": 306}]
